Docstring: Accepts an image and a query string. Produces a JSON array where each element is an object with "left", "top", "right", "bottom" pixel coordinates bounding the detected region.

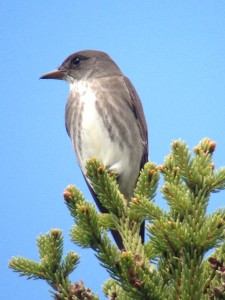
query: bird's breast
[
  {"left": 66, "top": 78, "right": 144, "bottom": 198},
  {"left": 67, "top": 80, "right": 124, "bottom": 168}
]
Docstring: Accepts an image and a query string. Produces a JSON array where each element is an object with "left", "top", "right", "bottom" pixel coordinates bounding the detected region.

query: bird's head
[{"left": 40, "top": 50, "right": 121, "bottom": 83}]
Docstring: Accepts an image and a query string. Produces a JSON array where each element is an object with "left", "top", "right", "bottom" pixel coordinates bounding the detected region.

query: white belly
[
  {"left": 68, "top": 79, "right": 143, "bottom": 199},
  {"left": 70, "top": 81, "right": 130, "bottom": 175}
]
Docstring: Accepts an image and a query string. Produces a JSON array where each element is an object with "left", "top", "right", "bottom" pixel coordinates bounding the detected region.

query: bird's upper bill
[{"left": 40, "top": 68, "right": 65, "bottom": 80}]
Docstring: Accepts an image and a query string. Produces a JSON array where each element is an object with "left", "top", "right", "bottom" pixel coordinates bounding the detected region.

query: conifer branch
[
  {"left": 9, "top": 229, "right": 98, "bottom": 299},
  {"left": 9, "top": 138, "right": 225, "bottom": 299},
  {"left": 86, "top": 158, "right": 127, "bottom": 216}
]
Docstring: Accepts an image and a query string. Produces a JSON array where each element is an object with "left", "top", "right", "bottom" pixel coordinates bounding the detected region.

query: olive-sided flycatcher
[{"left": 40, "top": 50, "right": 148, "bottom": 249}]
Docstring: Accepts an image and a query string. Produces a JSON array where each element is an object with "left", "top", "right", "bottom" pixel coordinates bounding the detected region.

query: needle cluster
[{"left": 9, "top": 138, "right": 225, "bottom": 299}]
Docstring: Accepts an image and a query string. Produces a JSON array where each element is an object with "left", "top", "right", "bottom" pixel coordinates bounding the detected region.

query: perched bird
[{"left": 40, "top": 50, "right": 148, "bottom": 249}]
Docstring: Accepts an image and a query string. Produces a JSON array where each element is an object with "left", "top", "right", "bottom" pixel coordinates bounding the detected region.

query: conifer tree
[{"left": 9, "top": 138, "right": 225, "bottom": 299}]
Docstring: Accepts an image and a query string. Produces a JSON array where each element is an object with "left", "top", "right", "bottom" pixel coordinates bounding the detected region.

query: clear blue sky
[{"left": 1, "top": 1, "right": 225, "bottom": 299}]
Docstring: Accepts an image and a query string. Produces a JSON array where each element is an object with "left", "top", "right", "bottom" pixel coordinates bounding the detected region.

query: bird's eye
[{"left": 72, "top": 57, "right": 81, "bottom": 66}]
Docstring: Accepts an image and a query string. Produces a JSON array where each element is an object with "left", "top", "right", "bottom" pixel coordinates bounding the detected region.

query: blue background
[{"left": 1, "top": 1, "right": 225, "bottom": 299}]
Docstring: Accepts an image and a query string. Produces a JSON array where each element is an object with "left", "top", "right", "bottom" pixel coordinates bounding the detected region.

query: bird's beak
[{"left": 40, "top": 68, "right": 66, "bottom": 80}]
